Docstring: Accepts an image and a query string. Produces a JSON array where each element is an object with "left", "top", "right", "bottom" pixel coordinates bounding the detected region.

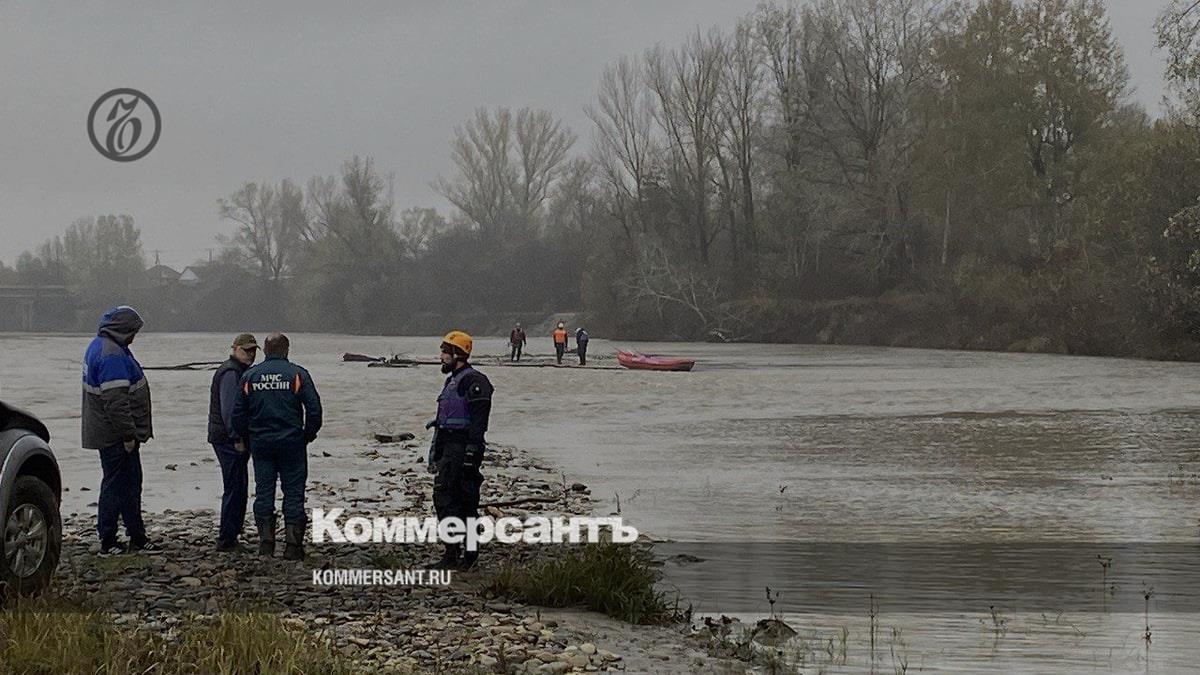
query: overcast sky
[{"left": 0, "top": 1, "right": 1173, "bottom": 268}]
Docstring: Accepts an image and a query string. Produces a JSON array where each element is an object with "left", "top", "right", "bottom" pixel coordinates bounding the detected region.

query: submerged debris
[{"left": 373, "top": 432, "right": 415, "bottom": 444}]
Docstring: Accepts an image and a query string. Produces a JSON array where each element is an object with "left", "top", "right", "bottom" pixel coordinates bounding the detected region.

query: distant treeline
[{"left": 6, "top": 0, "right": 1200, "bottom": 359}]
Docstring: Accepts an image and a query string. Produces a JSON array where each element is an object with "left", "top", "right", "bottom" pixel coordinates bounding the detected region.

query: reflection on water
[
  {"left": 659, "top": 542, "right": 1200, "bottom": 614},
  {"left": 2, "top": 332, "right": 1199, "bottom": 672}
]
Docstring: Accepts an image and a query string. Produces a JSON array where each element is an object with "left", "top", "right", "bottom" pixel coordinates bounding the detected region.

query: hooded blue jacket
[{"left": 81, "top": 306, "right": 153, "bottom": 449}]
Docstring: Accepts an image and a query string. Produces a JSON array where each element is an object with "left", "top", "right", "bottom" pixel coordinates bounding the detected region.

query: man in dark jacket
[
  {"left": 509, "top": 323, "right": 526, "bottom": 362},
  {"left": 430, "top": 331, "right": 493, "bottom": 570},
  {"left": 232, "top": 333, "right": 321, "bottom": 560},
  {"left": 208, "top": 333, "right": 258, "bottom": 552},
  {"left": 82, "top": 306, "right": 156, "bottom": 555},
  {"left": 575, "top": 327, "right": 589, "bottom": 366}
]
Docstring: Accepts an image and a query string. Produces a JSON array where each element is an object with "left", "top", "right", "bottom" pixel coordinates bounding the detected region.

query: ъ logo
[{"left": 87, "top": 88, "right": 161, "bottom": 162}]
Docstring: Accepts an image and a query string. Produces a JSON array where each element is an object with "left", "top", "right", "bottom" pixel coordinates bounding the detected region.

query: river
[{"left": 3, "top": 332, "right": 1198, "bottom": 673}]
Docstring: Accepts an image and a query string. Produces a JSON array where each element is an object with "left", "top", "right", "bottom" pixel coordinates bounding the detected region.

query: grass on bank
[
  {"left": 486, "top": 542, "right": 677, "bottom": 625},
  {"left": 0, "top": 597, "right": 358, "bottom": 675}
]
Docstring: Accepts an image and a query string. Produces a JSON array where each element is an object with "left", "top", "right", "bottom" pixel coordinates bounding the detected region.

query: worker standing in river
[
  {"left": 429, "top": 331, "right": 493, "bottom": 570},
  {"left": 575, "top": 327, "right": 589, "bottom": 366},
  {"left": 552, "top": 322, "right": 568, "bottom": 365},
  {"left": 509, "top": 323, "right": 526, "bottom": 362}
]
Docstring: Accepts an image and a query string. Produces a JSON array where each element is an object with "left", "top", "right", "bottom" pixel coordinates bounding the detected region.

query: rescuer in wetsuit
[{"left": 429, "top": 330, "right": 494, "bottom": 570}]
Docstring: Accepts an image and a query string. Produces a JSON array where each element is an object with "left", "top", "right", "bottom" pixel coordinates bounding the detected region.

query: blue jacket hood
[{"left": 97, "top": 306, "right": 144, "bottom": 344}]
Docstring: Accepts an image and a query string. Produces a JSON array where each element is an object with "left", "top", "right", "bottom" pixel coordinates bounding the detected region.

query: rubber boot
[
  {"left": 433, "top": 544, "right": 460, "bottom": 570},
  {"left": 256, "top": 515, "right": 276, "bottom": 556},
  {"left": 282, "top": 522, "right": 305, "bottom": 561}
]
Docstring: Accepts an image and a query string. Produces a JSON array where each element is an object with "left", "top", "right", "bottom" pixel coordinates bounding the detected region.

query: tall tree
[
  {"left": 1157, "top": 0, "right": 1200, "bottom": 119},
  {"left": 435, "top": 107, "right": 575, "bottom": 239},
  {"left": 645, "top": 29, "right": 726, "bottom": 264},
  {"left": 303, "top": 156, "right": 405, "bottom": 328},
  {"left": 60, "top": 215, "right": 145, "bottom": 294},
  {"left": 716, "top": 18, "right": 766, "bottom": 269},
  {"left": 1017, "top": 0, "right": 1127, "bottom": 253},
  {"left": 810, "top": 0, "right": 941, "bottom": 282},
  {"left": 217, "top": 179, "right": 308, "bottom": 281},
  {"left": 587, "top": 56, "right": 658, "bottom": 242},
  {"left": 513, "top": 108, "right": 577, "bottom": 219},
  {"left": 921, "top": 0, "right": 1034, "bottom": 264}
]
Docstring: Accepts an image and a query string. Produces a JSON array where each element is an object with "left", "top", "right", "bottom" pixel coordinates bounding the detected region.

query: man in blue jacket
[
  {"left": 207, "top": 333, "right": 258, "bottom": 552},
  {"left": 575, "top": 327, "right": 589, "bottom": 366},
  {"left": 232, "top": 333, "right": 321, "bottom": 560},
  {"left": 82, "top": 306, "right": 157, "bottom": 555}
]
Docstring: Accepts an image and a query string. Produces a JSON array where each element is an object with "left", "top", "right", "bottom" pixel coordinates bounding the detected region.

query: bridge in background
[{"left": 0, "top": 286, "right": 72, "bottom": 331}]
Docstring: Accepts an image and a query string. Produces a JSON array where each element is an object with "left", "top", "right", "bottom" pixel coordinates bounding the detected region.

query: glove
[
  {"left": 463, "top": 444, "right": 484, "bottom": 469},
  {"left": 123, "top": 439, "right": 138, "bottom": 452},
  {"left": 427, "top": 427, "right": 441, "bottom": 474}
]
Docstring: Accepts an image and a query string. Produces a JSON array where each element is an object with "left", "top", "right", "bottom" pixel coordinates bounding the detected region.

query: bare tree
[
  {"left": 587, "top": 56, "right": 658, "bottom": 241},
  {"left": 620, "top": 244, "right": 749, "bottom": 337},
  {"left": 278, "top": 178, "right": 311, "bottom": 243},
  {"left": 716, "top": 18, "right": 766, "bottom": 266},
  {"left": 807, "top": 0, "right": 940, "bottom": 280},
  {"left": 434, "top": 107, "right": 515, "bottom": 234},
  {"left": 435, "top": 107, "right": 574, "bottom": 239},
  {"left": 645, "top": 29, "right": 727, "bottom": 264},
  {"left": 306, "top": 156, "right": 399, "bottom": 261},
  {"left": 757, "top": 2, "right": 822, "bottom": 171},
  {"left": 545, "top": 157, "right": 602, "bottom": 237},
  {"left": 218, "top": 180, "right": 307, "bottom": 280},
  {"left": 514, "top": 108, "right": 576, "bottom": 219}
]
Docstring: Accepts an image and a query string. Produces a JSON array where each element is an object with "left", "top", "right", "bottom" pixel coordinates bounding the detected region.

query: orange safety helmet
[{"left": 441, "top": 330, "right": 473, "bottom": 356}]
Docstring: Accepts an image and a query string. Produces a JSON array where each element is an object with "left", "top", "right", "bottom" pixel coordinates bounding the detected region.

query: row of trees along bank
[{"left": 6, "top": 0, "right": 1200, "bottom": 357}]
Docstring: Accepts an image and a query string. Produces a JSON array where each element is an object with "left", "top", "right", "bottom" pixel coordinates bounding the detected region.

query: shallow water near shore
[{"left": 3, "top": 331, "right": 1199, "bottom": 672}]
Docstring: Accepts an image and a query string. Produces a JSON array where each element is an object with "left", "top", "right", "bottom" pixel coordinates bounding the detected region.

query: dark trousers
[
  {"left": 97, "top": 443, "right": 146, "bottom": 547},
  {"left": 433, "top": 441, "right": 483, "bottom": 524},
  {"left": 577, "top": 344, "right": 588, "bottom": 365},
  {"left": 212, "top": 442, "right": 250, "bottom": 543},
  {"left": 555, "top": 343, "right": 565, "bottom": 364},
  {"left": 510, "top": 343, "right": 522, "bottom": 361},
  {"left": 251, "top": 444, "right": 308, "bottom": 525}
]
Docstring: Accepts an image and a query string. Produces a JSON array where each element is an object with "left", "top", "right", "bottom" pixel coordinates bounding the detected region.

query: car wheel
[{"left": 1, "top": 475, "right": 61, "bottom": 598}]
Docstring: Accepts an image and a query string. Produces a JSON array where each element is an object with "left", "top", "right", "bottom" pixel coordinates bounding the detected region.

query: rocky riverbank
[{"left": 48, "top": 440, "right": 754, "bottom": 674}]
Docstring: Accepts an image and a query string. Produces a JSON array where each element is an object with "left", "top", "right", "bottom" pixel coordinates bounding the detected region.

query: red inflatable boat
[{"left": 616, "top": 350, "right": 696, "bottom": 372}]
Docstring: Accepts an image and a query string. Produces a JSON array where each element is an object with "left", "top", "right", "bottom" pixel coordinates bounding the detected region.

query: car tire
[{"left": 0, "top": 475, "right": 61, "bottom": 599}]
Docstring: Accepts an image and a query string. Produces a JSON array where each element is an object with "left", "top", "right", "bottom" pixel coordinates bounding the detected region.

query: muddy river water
[{"left": 3, "top": 332, "right": 1198, "bottom": 672}]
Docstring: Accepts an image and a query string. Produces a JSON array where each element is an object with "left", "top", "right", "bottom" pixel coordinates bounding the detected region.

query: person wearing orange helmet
[
  {"left": 552, "top": 321, "right": 568, "bottom": 365},
  {"left": 428, "top": 330, "right": 494, "bottom": 570}
]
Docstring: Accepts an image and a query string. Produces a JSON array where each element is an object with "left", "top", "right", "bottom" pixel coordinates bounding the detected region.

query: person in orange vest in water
[{"left": 552, "top": 322, "right": 568, "bottom": 364}]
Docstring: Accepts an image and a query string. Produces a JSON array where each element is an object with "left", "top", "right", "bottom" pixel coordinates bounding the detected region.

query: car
[{"left": 0, "top": 401, "right": 61, "bottom": 598}]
